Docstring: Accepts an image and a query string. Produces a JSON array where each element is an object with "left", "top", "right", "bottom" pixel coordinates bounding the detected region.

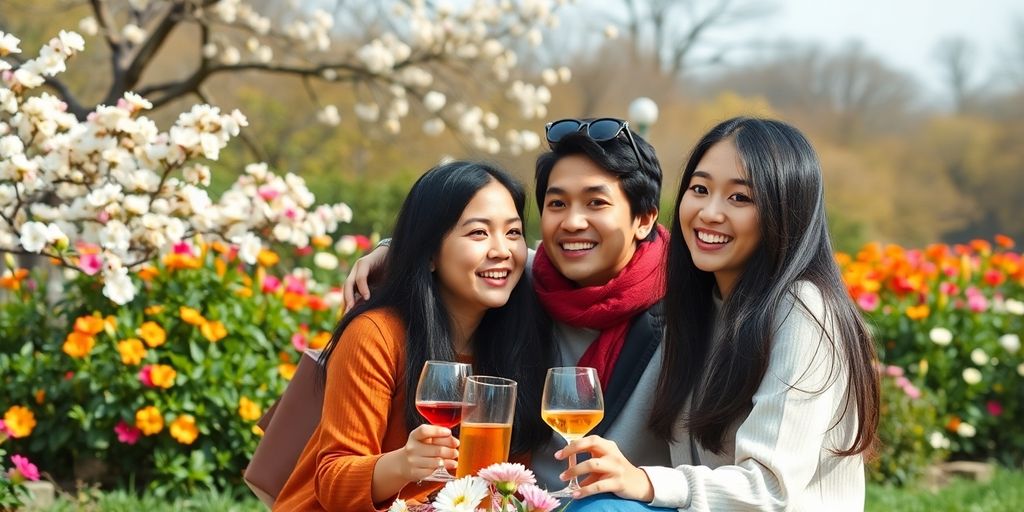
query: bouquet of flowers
[{"left": 389, "top": 462, "right": 564, "bottom": 512}]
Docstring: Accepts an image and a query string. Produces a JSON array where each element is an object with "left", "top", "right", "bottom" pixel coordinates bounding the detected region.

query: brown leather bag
[{"left": 244, "top": 349, "right": 324, "bottom": 507}]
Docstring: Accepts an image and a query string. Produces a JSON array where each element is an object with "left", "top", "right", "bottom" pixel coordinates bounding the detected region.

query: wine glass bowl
[
  {"left": 541, "top": 366, "right": 604, "bottom": 498},
  {"left": 414, "top": 360, "right": 472, "bottom": 481}
]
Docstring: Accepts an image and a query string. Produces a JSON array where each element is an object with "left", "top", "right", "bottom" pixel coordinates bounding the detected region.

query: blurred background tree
[{"left": 2, "top": 0, "right": 1021, "bottom": 248}]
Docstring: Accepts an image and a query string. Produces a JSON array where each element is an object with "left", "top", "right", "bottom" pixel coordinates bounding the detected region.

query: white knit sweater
[{"left": 641, "top": 282, "right": 865, "bottom": 511}]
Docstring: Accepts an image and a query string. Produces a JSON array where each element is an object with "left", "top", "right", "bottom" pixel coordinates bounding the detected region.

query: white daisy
[{"left": 433, "top": 476, "right": 489, "bottom": 512}]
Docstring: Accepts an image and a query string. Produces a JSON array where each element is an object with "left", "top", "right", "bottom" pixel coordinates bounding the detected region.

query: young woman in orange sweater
[{"left": 273, "top": 161, "right": 552, "bottom": 511}]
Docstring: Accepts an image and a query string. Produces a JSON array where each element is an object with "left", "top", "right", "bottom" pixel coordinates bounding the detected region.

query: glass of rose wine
[
  {"left": 541, "top": 366, "right": 604, "bottom": 498},
  {"left": 415, "top": 360, "right": 472, "bottom": 482},
  {"left": 455, "top": 376, "right": 517, "bottom": 478}
]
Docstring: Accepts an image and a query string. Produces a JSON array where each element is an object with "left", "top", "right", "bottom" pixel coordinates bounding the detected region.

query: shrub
[{"left": 0, "top": 240, "right": 362, "bottom": 496}]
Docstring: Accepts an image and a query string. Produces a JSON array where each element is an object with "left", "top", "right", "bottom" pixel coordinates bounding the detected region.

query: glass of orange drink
[{"left": 455, "top": 376, "right": 517, "bottom": 478}]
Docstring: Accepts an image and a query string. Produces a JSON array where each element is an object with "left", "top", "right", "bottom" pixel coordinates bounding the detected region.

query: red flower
[{"left": 987, "top": 401, "right": 1003, "bottom": 417}]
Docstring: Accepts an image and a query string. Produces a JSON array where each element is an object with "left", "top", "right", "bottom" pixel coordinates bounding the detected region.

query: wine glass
[
  {"left": 415, "top": 360, "right": 472, "bottom": 482},
  {"left": 541, "top": 367, "right": 604, "bottom": 498}
]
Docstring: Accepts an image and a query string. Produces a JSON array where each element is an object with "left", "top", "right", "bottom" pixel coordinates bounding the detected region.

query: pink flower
[
  {"left": 902, "top": 384, "right": 921, "bottom": 400},
  {"left": 939, "top": 281, "right": 959, "bottom": 296},
  {"left": 283, "top": 275, "right": 307, "bottom": 295},
  {"left": 257, "top": 185, "right": 279, "bottom": 201},
  {"left": 478, "top": 462, "right": 536, "bottom": 495},
  {"left": 172, "top": 241, "right": 195, "bottom": 256},
  {"left": 987, "top": 401, "right": 1003, "bottom": 417},
  {"left": 856, "top": 293, "right": 879, "bottom": 312},
  {"left": 885, "top": 365, "right": 904, "bottom": 377},
  {"left": 291, "top": 331, "right": 308, "bottom": 351},
  {"left": 294, "top": 246, "right": 313, "bottom": 257},
  {"left": 895, "top": 376, "right": 910, "bottom": 389},
  {"left": 354, "top": 235, "right": 372, "bottom": 251},
  {"left": 518, "top": 483, "right": 559, "bottom": 512},
  {"left": 138, "top": 365, "right": 154, "bottom": 387},
  {"left": 967, "top": 294, "right": 988, "bottom": 313},
  {"left": 78, "top": 252, "right": 103, "bottom": 276},
  {"left": 261, "top": 275, "right": 281, "bottom": 293},
  {"left": 10, "top": 454, "right": 40, "bottom": 482},
  {"left": 115, "top": 420, "right": 142, "bottom": 444}
]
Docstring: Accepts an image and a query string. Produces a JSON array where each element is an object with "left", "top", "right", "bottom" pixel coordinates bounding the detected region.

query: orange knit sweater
[{"left": 273, "top": 308, "right": 441, "bottom": 511}]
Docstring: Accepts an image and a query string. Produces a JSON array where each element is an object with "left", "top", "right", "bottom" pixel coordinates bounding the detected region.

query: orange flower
[
  {"left": 163, "top": 253, "right": 201, "bottom": 271},
  {"left": 63, "top": 332, "right": 96, "bottom": 358},
  {"left": 200, "top": 320, "right": 227, "bottom": 342},
  {"left": 214, "top": 257, "right": 227, "bottom": 278},
  {"left": 0, "top": 268, "right": 29, "bottom": 290},
  {"left": 179, "top": 306, "right": 206, "bottom": 326},
  {"left": 995, "top": 234, "right": 1015, "bottom": 249},
  {"left": 144, "top": 305, "right": 165, "bottom": 315},
  {"left": 278, "top": 351, "right": 293, "bottom": 363},
  {"left": 135, "top": 406, "right": 164, "bottom": 435},
  {"left": 834, "top": 252, "right": 852, "bottom": 267},
  {"left": 34, "top": 389, "right": 45, "bottom": 405},
  {"left": 905, "top": 304, "right": 930, "bottom": 320},
  {"left": 257, "top": 249, "right": 280, "bottom": 267},
  {"left": 235, "top": 287, "right": 253, "bottom": 298},
  {"left": 282, "top": 292, "right": 305, "bottom": 311},
  {"left": 137, "top": 265, "right": 160, "bottom": 281},
  {"left": 311, "top": 235, "right": 333, "bottom": 249},
  {"left": 278, "top": 363, "right": 297, "bottom": 381},
  {"left": 117, "top": 338, "right": 147, "bottom": 365},
  {"left": 238, "top": 397, "right": 262, "bottom": 421},
  {"left": 169, "top": 415, "right": 199, "bottom": 445},
  {"left": 970, "top": 239, "right": 992, "bottom": 256},
  {"left": 149, "top": 364, "right": 177, "bottom": 389},
  {"left": 309, "top": 332, "right": 332, "bottom": 350},
  {"left": 3, "top": 405, "right": 36, "bottom": 438},
  {"left": 946, "top": 416, "right": 961, "bottom": 433},
  {"left": 74, "top": 315, "right": 105, "bottom": 335},
  {"left": 137, "top": 321, "right": 166, "bottom": 348}
]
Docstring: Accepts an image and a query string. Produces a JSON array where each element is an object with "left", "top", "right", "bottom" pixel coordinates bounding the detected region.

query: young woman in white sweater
[{"left": 559, "top": 117, "right": 880, "bottom": 511}]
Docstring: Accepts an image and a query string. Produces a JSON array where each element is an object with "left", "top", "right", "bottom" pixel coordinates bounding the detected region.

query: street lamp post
[{"left": 628, "top": 97, "right": 659, "bottom": 137}]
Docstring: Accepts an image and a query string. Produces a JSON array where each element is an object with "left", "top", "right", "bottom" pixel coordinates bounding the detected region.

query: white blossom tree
[{"left": 4, "top": 0, "right": 573, "bottom": 155}]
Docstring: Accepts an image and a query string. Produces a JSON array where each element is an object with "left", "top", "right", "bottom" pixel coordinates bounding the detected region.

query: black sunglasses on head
[{"left": 544, "top": 118, "right": 644, "bottom": 165}]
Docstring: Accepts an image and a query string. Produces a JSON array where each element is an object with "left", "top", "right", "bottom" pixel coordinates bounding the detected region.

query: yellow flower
[
  {"left": 74, "top": 315, "right": 105, "bottom": 335},
  {"left": 905, "top": 304, "right": 931, "bottom": 320},
  {"left": 3, "top": 405, "right": 37, "bottom": 438},
  {"left": 138, "top": 321, "right": 166, "bottom": 348},
  {"left": 257, "top": 249, "right": 280, "bottom": 267},
  {"left": 309, "top": 332, "right": 331, "bottom": 350},
  {"left": 149, "top": 364, "right": 177, "bottom": 389},
  {"left": 235, "top": 287, "right": 253, "bottom": 298},
  {"left": 117, "top": 338, "right": 147, "bottom": 365},
  {"left": 200, "top": 320, "right": 227, "bottom": 343},
  {"left": 179, "top": 306, "right": 206, "bottom": 326},
  {"left": 238, "top": 397, "right": 262, "bottom": 421},
  {"left": 311, "top": 235, "right": 332, "bottom": 249},
  {"left": 63, "top": 331, "right": 96, "bottom": 358},
  {"left": 169, "top": 415, "right": 199, "bottom": 445},
  {"left": 144, "top": 305, "right": 165, "bottom": 315},
  {"left": 278, "top": 363, "right": 297, "bottom": 381},
  {"left": 252, "top": 425, "right": 264, "bottom": 437},
  {"left": 135, "top": 406, "right": 164, "bottom": 436}
]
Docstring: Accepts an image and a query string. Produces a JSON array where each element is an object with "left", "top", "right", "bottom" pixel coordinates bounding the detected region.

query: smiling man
[{"left": 529, "top": 118, "right": 670, "bottom": 491}]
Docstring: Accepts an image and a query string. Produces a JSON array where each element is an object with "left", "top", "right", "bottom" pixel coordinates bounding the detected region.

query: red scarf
[{"left": 532, "top": 225, "right": 667, "bottom": 387}]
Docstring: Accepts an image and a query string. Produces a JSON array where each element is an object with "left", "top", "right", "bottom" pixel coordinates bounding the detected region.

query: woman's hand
[
  {"left": 372, "top": 425, "right": 459, "bottom": 502},
  {"left": 343, "top": 244, "right": 389, "bottom": 311},
  {"left": 557, "top": 435, "right": 655, "bottom": 502}
]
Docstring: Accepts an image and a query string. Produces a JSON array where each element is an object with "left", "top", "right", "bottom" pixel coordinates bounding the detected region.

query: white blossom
[
  {"left": 0, "top": 32, "right": 21, "bottom": 56},
  {"left": 604, "top": 24, "right": 620, "bottom": 39},
  {"left": 317, "top": 105, "right": 341, "bottom": 126},
  {"left": 102, "top": 266, "right": 136, "bottom": 305},
  {"left": 234, "top": 232, "right": 262, "bottom": 265},
  {"left": 970, "top": 348, "right": 988, "bottom": 366},
  {"left": 929, "top": 327, "right": 952, "bottom": 346},
  {"left": 423, "top": 118, "right": 445, "bottom": 136},
  {"left": 1006, "top": 299, "right": 1024, "bottom": 315},
  {"left": 962, "top": 367, "right": 982, "bottom": 385},
  {"left": 999, "top": 334, "right": 1020, "bottom": 353},
  {"left": 122, "top": 24, "right": 147, "bottom": 45},
  {"left": 956, "top": 422, "right": 976, "bottom": 438},
  {"left": 18, "top": 221, "right": 50, "bottom": 252},
  {"left": 314, "top": 252, "right": 339, "bottom": 270},
  {"left": 79, "top": 17, "right": 100, "bottom": 36}
]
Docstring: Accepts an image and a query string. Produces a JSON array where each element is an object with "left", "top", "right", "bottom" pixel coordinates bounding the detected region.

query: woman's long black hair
[
  {"left": 650, "top": 117, "right": 879, "bottom": 457},
  {"left": 318, "top": 161, "right": 553, "bottom": 455}
]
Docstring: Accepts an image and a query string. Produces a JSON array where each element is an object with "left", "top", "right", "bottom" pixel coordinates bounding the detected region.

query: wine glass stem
[{"left": 567, "top": 452, "right": 579, "bottom": 490}]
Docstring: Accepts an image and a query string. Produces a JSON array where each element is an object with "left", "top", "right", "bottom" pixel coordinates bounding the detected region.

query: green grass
[
  {"left": 32, "top": 469, "right": 1024, "bottom": 511},
  {"left": 867, "top": 469, "right": 1024, "bottom": 512}
]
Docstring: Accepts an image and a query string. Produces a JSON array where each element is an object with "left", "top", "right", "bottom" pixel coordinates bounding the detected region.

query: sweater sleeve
[
  {"left": 312, "top": 313, "right": 404, "bottom": 511},
  {"left": 643, "top": 284, "right": 849, "bottom": 511}
]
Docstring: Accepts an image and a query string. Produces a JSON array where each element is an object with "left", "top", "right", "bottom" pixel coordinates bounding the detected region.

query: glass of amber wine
[
  {"left": 456, "top": 376, "right": 517, "bottom": 478},
  {"left": 415, "top": 360, "right": 472, "bottom": 482},
  {"left": 541, "top": 366, "right": 604, "bottom": 498}
]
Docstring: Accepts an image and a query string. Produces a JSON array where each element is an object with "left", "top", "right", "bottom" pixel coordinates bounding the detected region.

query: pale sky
[{"left": 728, "top": 0, "right": 1021, "bottom": 97}]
